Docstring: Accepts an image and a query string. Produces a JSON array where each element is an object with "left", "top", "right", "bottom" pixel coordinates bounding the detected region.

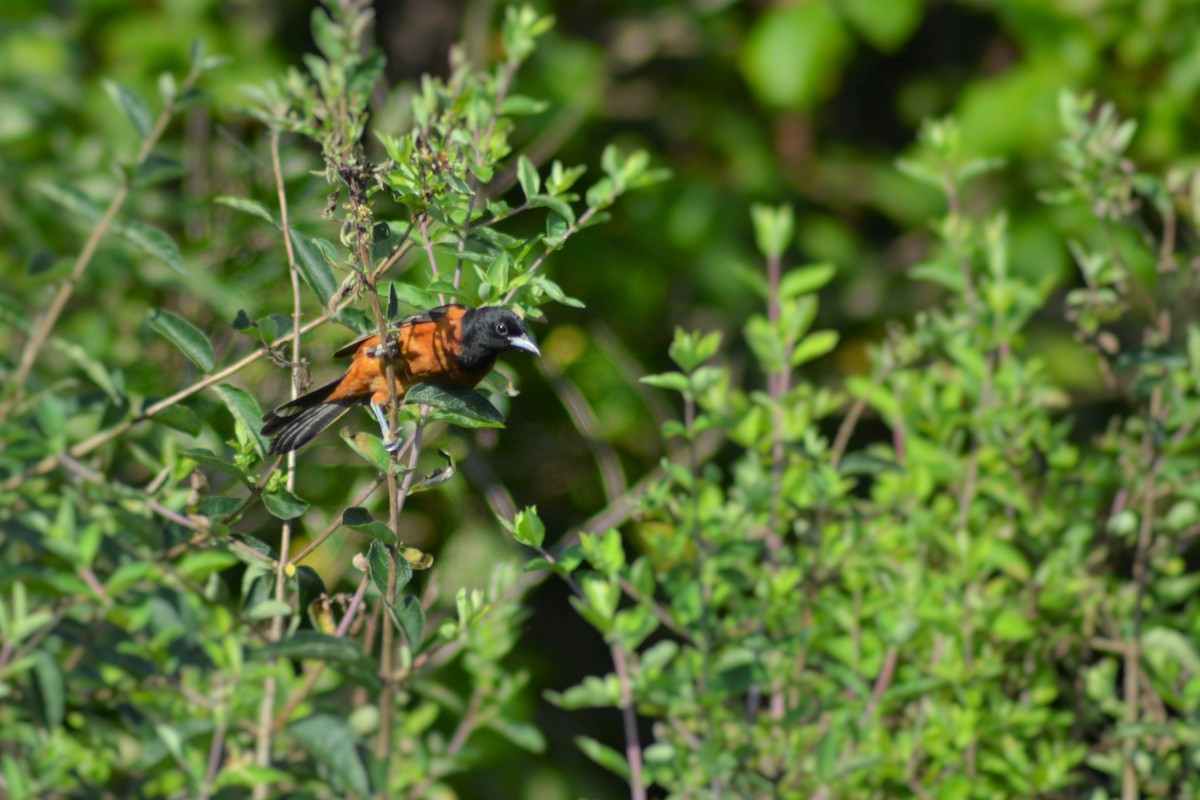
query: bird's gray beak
[{"left": 509, "top": 334, "right": 541, "bottom": 356}]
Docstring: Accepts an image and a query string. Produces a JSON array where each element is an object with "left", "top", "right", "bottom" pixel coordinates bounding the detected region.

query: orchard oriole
[{"left": 261, "top": 304, "right": 539, "bottom": 454}]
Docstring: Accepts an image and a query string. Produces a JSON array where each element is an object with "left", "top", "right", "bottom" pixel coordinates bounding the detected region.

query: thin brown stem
[
  {"left": 612, "top": 642, "right": 646, "bottom": 800},
  {"left": 197, "top": 709, "right": 229, "bottom": 800},
  {"left": 288, "top": 474, "right": 388, "bottom": 567},
  {"left": 254, "top": 128, "right": 303, "bottom": 797},
  {"left": 501, "top": 203, "right": 604, "bottom": 305}
]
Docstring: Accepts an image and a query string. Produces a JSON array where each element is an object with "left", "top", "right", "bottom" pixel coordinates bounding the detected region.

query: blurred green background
[{"left": 4, "top": 0, "right": 1198, "bottom": 795}]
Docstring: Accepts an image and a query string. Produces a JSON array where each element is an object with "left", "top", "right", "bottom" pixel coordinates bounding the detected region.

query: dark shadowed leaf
[
  {"left": 288, "top": 714, "right": 372, "bottom": 796},
  {"left": 367, "top": 540, "right": 390, "bottom": 597},
  {"left": 262, "top": 488, "right": 308, "bottom": 520},
  {"left": 405, "top": 382, "right": 504, "bottom": 428},
  {"left": 289, "top": 229, "right": 339, "bottom": 306},
  {"left": 134, "top": 153, "right": 185, "bottom": 187},
  {"left": 390, "top": 594, "right": 424, "bottom": 648},
  {"left": 368, "top": 539, "right": 412, "bottom": 602},
  {"left": 342, "top": 506, "right": 396, "bottom": 545},
  {"left": 151, "top": 404, "right": 201, "bottom": 436},
  {"left": 226, "top": 534, "right": 279, "bottom": 564},
  {"left": 181, "top": 448, "right": 251, "bottom": 486},
  {"left": 838, "top": 453, "right": 903, "bottom": 476},
  {"left": 409, "top": 450, "right": 455, "bottom": 493},
  {"left": 32, "top": 651, "right": 64, "bottom": 728}
]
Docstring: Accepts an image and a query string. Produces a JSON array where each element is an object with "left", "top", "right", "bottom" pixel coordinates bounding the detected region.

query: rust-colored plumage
[{"left": 261, "top": 304, "right": 539, "bottom": 454}]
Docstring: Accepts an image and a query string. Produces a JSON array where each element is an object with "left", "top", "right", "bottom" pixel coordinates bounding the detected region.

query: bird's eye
[{"left": 495, "top": 322, "right": 508, "bottom": 336}]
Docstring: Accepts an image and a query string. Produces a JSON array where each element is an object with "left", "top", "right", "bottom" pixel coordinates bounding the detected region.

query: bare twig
[
  {"left": 288, "top": 474, "right": 388, "bottom": 566},
  {"left": 254, "top": 128, "right": 304, "bottom": 797},
  {"left": 612, "top": 642, "right": 647, "bottom": 800}
]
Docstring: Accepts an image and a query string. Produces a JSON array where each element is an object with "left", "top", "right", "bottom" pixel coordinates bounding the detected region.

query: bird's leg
[{"left": 368, "top": 401, "right": 404, "bottom": 453}]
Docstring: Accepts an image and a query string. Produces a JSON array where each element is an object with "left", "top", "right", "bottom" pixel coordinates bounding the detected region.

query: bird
[{"left": 261, "top": 304, "right": 540, "bottom": 455}]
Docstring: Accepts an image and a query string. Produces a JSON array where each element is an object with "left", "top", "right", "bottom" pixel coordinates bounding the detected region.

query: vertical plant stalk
[
  {"left": 253, "top": 129, "right": 302, "bottom": 799},
  {"left": 612, "top": 642, "right": 647, "bottom": 800},
  {"left": 376, "top": 418, "right": 426, "bottom": 794},
  {"left": 2, "top": 63, "right": 202, "bottom": 420},
  {"left": 1124, "top": 385, "right": 1165, "bottom": 800},
  {"left": 358, "top": 229, "right": 431, "bottom": 795},
  {"left": 764, "top": 246, "right": 787, "bottom": 556},
  {"left": 682, "top": 390, "right": 724, "bottom": 798},
  {"left": 537, "top": 545, "right": 646, "bottom": 800}
]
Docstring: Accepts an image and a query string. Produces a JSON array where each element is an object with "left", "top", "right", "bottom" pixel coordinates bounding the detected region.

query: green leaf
[
  {"left": 290, "top": 229, "right": 339, "bottom": 306},
  {"left": 261, "top": 630, "right": 363, "bottom": 664},
  {"left": 288, "top": 714, "right": 371, "bottom": 796},
  {"left": 342, "top": 507, "right": 396, "bottom": 545},
  {"left": 262, "top": 489, "right": 308, "bottom": 520},
  {"left": 780, "top": 263, "right": 836, "bottom": 298},
  {"left": 639, "top": 372, "right": 690, "bottom": 394},
  {"left": 410, "top": 449, "right": 455, "bottom": 493},
  {"left": 528, "top": 195, "right": 576, "bottom": 227},
  {"left": 32, "top": 651, "right": 64, "bottom": 728},
  {"left": 181, "top": 448, "right": 252, "bottom": 486},
  {"left": 404, "top": 382, "right": 505, "bottom": 428},
  {"left": 134, "top": 154, "right": 185, "bottom": 187},
  {"left": 991, "top": 608, "right": 1035, "bottom": 642},
  {"left": 740, "top": 1, "right": 851, "bottom": 109},
  {"left": 750, "top": 203, "right": 794, "bottom": 260},
  {"left": 368, "top": 539, "right": 412, "bottom": 601},
  {"left": 152, "top": 404, "right": 201, "bottom": 436},
  {"left": 50, "top": 338, "right": 122, "bottom": 403},
  {"left": 215, "top": 196, "right": 277, "bottom": 226},
  {"left": 33, "top": 179, "right": 103, "bottom": 224},
  {"left": 1143, "top": 627, "right": 1200, "bottom": 675},
  {"left": 791, "top": 330, "right": 839, "bottom": 367},
  {"left": 216, "top": 384, "right": 270, "bottom": 457},
  {"left": 102, "top": 79, "right": 152, "bottom": 138},
  {"left": 246, "top": 599, "right": 292, "bottom": 621},
  {"left": 837, "top": 453, "right": 902, "bottom": 476},
  {"left": 498, "top": 95, "right": 550, "bottom": 115},
  {"left": 575, "top": 735, "right": 631, "bottom": 780},
  {"left": 506, "top": 506, "right": 546, "bottom": 548},
  {"left": 530, "top": 276, "right": 585, "bottom": 307},
  {"left": 340, "top": 429, "right": 392, "bottom": 471},
  {"left": 393, "top": 594, "right": 424, "bottom": 648},
  {"left": 486, "top": 718, "right": 547, "bottom": 753},
  {"left": 114, "top": 221, "right": 185, "bottom": 273},
  {"left": 148, "top": 309, "right": 214, "bottom": 371},
  {"left": 517, "top": 155, "right": 541, "bottom": 200},
  {"left": 841, "top": 0, "right": 922, "bottom": 51}
]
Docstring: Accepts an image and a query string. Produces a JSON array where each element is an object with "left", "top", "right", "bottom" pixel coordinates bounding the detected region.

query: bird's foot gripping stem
[
  {"left": 368, "top": 402, "right": 404, "bottom": 453},
  {"left": 367, "top": 338, "right": 399, "bottom": 360}
]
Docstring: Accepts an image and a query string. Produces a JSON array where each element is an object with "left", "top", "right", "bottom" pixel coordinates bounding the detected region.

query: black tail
[{"left": 261, "top": 377, "right": 361, "bottom": 455}]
